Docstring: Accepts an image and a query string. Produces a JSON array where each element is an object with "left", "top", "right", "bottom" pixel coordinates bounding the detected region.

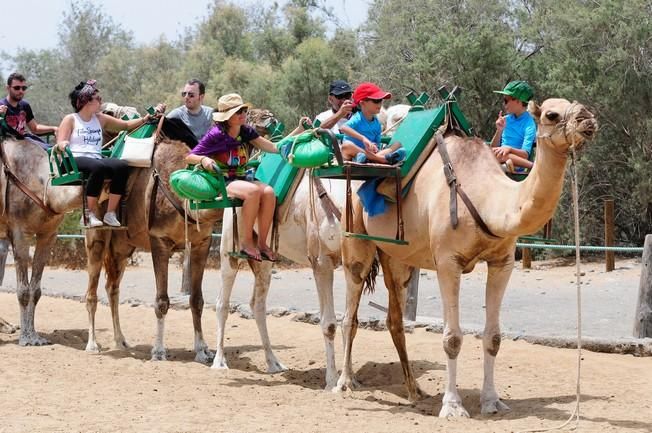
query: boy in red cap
[{"left": 339, "top": 82, "right": 405, "bottom": 164}]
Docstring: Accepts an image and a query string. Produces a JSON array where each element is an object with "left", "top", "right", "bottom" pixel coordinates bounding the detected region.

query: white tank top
[{"left": 69, "top": 113, "right": 103, "bottom": 159}]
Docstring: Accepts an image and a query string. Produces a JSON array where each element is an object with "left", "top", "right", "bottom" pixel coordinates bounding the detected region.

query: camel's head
[
  {"left": 529, "top": 98, "right": 598, "bottom": 153},
  {"left": 246, "top": 108, "right": 277, "bottom": 137}
]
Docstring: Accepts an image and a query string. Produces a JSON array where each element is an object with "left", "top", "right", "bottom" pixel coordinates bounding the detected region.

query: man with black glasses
[
  {"left": 166, "top": 78, "right": 214, "bottom": 141},
  {"left": 314, "top": 79, "right": 354, "bottom": 133},
  {"left": 0, "top": 72, "right": 58, "bottom": 138}
]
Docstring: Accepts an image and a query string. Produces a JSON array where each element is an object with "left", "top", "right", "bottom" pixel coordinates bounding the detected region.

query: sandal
[
  {"left": 238, "top": 248, "right": 262, "bottom": 262},
  {"left": 259, "top": 249, "right": 278, "bottom": 262}
]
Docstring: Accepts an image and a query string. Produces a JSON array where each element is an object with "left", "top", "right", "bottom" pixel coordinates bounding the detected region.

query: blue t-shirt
[
  {"left": 0, "top": 98, "right": 34, "bottom": 135},
  {"left": 501, "top": 111, "right": 536, "bottom": 157},
  {"left": 343, "top": 111, "right": 381, "bottom": 149}
]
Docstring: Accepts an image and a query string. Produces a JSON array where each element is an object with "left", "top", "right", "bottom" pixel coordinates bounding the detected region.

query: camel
[
  {"left": 0, "top": 136, "right": 82, "bottom": 345},
  {"left": 215, "top": 174, "right": 346, "bottom": 384},
  {"left": 82, "top": 108, "right": 275, "bottom": 362},
  {"left": 333, "top": 98, "right": 597, "bottom": 417}
]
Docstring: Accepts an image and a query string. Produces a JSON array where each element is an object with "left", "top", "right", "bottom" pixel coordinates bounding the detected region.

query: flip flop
[
  {"left": 238, "top": 248, "right": 262, "bottom": 262},
  {"left": 259, "top": 249, "right": 278, "bottom": 262}
]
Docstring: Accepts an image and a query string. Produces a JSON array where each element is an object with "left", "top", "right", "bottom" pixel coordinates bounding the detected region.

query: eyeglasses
[
  {"left": 236, "top": 107, "right": 248, "bottom": 115},
  {"left": 332, "top": 93, "right": 352, "bottom": 100},
  {"left": 11, "top": 85, "right": 28, "bottom": 91},
  {"left": 503, "top": 97, "right": 513, "bottom": 104},
  {"left": 181, "top": 91, "right": 196, "bottom": 98},
  {"left": 366, "top": 98, "right": 384, "bottom": 104}
]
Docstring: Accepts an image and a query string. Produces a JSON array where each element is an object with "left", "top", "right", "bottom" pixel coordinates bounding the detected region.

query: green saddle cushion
[{"left": 276, "top": 131, "right": 332, "bottom": 168}]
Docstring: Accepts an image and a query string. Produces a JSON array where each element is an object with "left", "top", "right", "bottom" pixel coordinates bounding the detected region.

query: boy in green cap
[{"left": 490, "top": 80, "right": 536, "bottom": 173}]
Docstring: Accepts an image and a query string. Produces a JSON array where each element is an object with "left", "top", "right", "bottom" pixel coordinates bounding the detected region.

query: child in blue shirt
[{"left": 339, "top": 82, "right": 405, "bottom": 165}]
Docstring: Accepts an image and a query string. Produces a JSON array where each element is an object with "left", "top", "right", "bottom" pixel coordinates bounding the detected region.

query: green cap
[{"left": 493, "top": 80, "right": 534, "bottom": 103}]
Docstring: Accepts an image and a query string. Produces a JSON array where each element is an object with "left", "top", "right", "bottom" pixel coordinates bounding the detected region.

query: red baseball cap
[{"left": 352, "top": 82, "right": 392, "bottom": 105}]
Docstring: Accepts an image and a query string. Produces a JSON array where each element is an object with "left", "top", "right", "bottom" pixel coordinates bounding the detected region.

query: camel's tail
[{"left": 362, "top": 255, "right": 380, "bottom": 295}]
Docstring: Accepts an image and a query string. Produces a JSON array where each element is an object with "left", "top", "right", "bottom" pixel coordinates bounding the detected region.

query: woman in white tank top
[{"left": 54, "top": 80, "right": 158, "bottom": 227}]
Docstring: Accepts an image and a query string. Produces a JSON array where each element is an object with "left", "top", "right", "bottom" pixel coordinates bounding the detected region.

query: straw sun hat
[{"left": 212, "top": 93, "right": 251, "bottom": 122}]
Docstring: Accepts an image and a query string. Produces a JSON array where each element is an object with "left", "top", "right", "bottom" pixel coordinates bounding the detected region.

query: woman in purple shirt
[{"left": 186, "top": 93, "right": 306, "bottom": 262}]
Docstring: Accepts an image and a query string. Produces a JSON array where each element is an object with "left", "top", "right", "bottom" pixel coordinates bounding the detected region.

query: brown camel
[
  {"left": 0, "top": 137, "right": 82, "bottom": 345},
  {"left": 334, "top": 98, "right": 597, "bottom": 417}
]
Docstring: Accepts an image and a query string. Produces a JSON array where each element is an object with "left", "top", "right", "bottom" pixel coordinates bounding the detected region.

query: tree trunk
[{"left": 633, "top": 235, "right": 652, "bottom": 338}]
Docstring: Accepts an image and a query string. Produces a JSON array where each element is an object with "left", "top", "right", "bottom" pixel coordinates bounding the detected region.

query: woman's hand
[
  {"left": 200, "top": 156, "right": 216, "bottom": 171},
  {"left": 55, "top": 140, "right": 69, "bottom": 153},
  {"left": 298, "top": 116, "right": 312, "bottom": 131}
]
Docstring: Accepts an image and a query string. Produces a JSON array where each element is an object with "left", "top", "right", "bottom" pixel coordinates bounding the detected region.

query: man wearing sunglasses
[
  {"left": 314, "top": 79, "right": 354, "bottom": 133},
  {"left": 0, "top": 72, "right": 58, "bottom": 138},
  {"left": 490, "top": 80, "right": 536, "bottom": 173},
  {"left": 166, "top": 78, "right": 214, "bottom": 141}
]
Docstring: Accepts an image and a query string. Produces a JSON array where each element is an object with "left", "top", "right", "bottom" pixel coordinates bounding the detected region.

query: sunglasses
[
  {"left": 503, "top": 97, "right": 514, "bottom": 104},
  {"left": 181, "top": 91, "right": 196, "bottom": 98},
  {"left": 11, "top": 85, "right": 28, "bottom": 91},
  {"left": 236, "top": 107, "right": 248, "bottom": 115},
  {"left": 92, "top": 94, "right": 102, "bottom": 101},
  {"left": 366, "top": 98, "right": 384, "bottom": 104},
  {"left": 332, "top": 93, "right": 352, "bottom": 100}
]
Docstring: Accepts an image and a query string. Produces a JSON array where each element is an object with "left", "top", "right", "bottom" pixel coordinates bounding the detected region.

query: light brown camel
[
  {"left": 0, "top": 137, "right": 82, "bottom": 345},
  {"left": 334, "top": 98, "right": 597, "bottom": 417}
]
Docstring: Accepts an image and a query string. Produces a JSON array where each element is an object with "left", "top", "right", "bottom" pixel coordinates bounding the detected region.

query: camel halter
[{"left": 518, "top": 113, "right": 584, "bottom": 433}]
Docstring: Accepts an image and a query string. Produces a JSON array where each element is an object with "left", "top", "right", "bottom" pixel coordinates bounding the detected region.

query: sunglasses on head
[
  {"left": 236, "top": 107, "right": 248, "bottom": 115},
  {"left": 11, "top": 85, "right": 28, "bottom": 91},
  {"left": 366, "top": 98, "right": 384, "bottom": 104},
  {"left": 181, "top": 91, "right": 196, "bottom": 98}
]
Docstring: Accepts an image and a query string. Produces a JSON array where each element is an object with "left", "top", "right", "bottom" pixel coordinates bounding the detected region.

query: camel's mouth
[{"left": 572, "top": 113, "right": 598, "bottom": 141}]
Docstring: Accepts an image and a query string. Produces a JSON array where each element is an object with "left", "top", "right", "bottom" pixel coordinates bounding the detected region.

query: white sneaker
[
  {"left": 103, "top": 211, "right": 121, "bottom": 227},
  {"left": 83, "top": 212, "right": 103, "bottom": 228}
]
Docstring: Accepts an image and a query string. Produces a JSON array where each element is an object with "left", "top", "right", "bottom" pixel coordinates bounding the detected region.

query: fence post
[
  {"left": 604, "top": 199, "right": 615, "bottom": 272},
  {"left": 522, "top": 244, "right": 532, "bottom": 269},
  {"left": 405, "top": 268, "right": 420, "bottom": 321},
  {"left": 633, "top": 234, "right": 652, "bottom": 338}
]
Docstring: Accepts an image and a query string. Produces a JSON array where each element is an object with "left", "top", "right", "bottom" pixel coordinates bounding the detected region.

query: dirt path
[{"left": 1, "top": 293, "right": 650, "bottom": 432}]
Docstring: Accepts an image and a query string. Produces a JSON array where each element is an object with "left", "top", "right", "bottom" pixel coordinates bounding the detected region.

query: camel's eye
[{"left": 545, "top": 111, "right": 560, "bottom": 121}]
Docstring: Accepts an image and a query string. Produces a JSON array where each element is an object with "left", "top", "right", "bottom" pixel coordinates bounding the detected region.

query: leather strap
[
  {"left": 150, "top": 169, "right": 197, "bottom": 228},
  {"left": 435, "top": 133, "right": 500, "bottom": 239},
  {"left": 311, "top": 174, "right": 342, "bottom": 222}
]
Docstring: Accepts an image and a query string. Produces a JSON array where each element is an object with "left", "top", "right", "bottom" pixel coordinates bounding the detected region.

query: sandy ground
[{"left": 1, "top": 292, "right": 651, "bottom": 433}]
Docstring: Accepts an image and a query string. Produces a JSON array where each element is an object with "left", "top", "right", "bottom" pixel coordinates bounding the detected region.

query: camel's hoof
[
  {"left": 0, "top": 321, "right": 18, "bottom": 334},
  {"left": 85, "top": 341, "right": 101, "bottom": 354},
  {"left": 332, "top": 376, "right": 360, "bottom": 394},
  {"left": 439, "top": 402, "right": 470, "bottom": 418},
  {"left": 211, "top": 357, "right": 229, "bottom": 370},
  {"left": 324, "top": 374, "right": 339, "bottom": 391},
  {"left": 195, "top": 348, "right": 215, "bottom": 364},
  {"left": 266, "top": 361, "right": 288, "bottom": 374},
  {"left": 18, "top": 332, "right": 50, "bottom": 346},
  {"left": 481, "top": 398, "right": 510, "bottom": 415},
  {"left": 151, "top": 348, "right": 167, "bottom": 361},
  {"left": 408, "top": 386, "right": 426, "bottom": 403},
  {"left": 113, "top": 339, "right": 130, "bottom": 351}
]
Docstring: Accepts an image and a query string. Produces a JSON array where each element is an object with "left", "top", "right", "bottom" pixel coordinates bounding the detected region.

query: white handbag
[{"left": 119, "top": 135, "right": 155, "bottom": 167}]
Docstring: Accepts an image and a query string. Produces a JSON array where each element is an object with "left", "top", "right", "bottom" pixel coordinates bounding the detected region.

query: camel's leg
[
  {"left": 13, "top": 230, "right": 54, "bottom": 346},
  {"left": 436, "top": 260, "right": 468, "bottom": 418},
  {"left": 104, "top": 234, "right": 135, "bottom": 350},
  {"left": 150, "top": 237, "right": 173, "bottom": 361},
  {"left": 213, "top": 209, "right": 239, "bottom": 369},
  {"left": 310, "top": 254, "right": 338, "bottom": 390},
  {"left": 249, "top": 259, "right": 286, "bottom": 373},
  {"left": 0, "top": 237, "right": 10, "bottom": 286},
  {"left": 480, "top": 259, "right": 513, "bottom": 415},
  {"left": 334, "top": 236, "right": 376, "bottom": 393},
  {"left": 378, "top": 251, "right": 422, "bottom": 402},
  {"left": 188, "top": 238, "right": 213, "bottom": 364},
  {"left": 84, "top": 230, "right": 110, "bottom": 353}
]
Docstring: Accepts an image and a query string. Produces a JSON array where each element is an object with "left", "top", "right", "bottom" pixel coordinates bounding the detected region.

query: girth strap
[
  {"left": 149, "top": 169, "right": 197, "bottom": 228},
  {"left": 435, "top": 133, "right": 500, "bottom": 239},
  {"left": 311, "top": 174, "right": 342, "bottom": 222}
]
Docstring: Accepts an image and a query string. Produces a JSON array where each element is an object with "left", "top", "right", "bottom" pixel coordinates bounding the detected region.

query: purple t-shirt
[
  {"left": 0, "top": 98, "right": 34, "bottom": 135},
  {"left": 190, "top": 124, "right": 259, "bottom": 178}
]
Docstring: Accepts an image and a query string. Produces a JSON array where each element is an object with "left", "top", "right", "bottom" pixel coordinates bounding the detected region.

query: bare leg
[
  {"left": 87, "top": 196, "right": 99, "bottom": 214},
  {"left": 507, "top": 154, "right": 533, "bottom": 169},
  {"left": 227, "top": 180, "right": 262, "bottom": 258},
  {"left": 106, "top": 193, "right": 121, "bottom": 213},
  {"left": 256, "top": 184, "right": 276, "bottom": 256}
]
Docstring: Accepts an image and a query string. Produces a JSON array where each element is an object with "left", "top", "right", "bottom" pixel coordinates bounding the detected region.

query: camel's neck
[{"left": 502, "top": 140, "right": 569, "bottom": 236}]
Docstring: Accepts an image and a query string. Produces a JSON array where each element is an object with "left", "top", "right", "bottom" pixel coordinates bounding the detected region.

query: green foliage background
[{"left": 1, "top": 0, "right": 650, "bottom": 248}]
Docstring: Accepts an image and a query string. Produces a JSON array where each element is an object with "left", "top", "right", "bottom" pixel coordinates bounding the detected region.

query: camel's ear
[{"left": 528, "top": 100, "right": 540, "bottom": 120}]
